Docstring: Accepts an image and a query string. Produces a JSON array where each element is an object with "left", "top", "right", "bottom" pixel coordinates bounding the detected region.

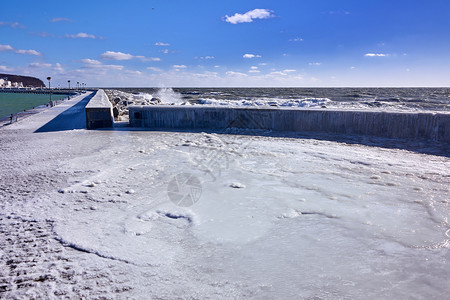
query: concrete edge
[{"left": 85, "top": 89, "right": 113, "bottom": 129}]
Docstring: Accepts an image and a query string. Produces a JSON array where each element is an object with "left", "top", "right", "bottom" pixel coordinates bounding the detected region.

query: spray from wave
[{"left": 154, "top": 88, "right": 183, "bottom": 104}]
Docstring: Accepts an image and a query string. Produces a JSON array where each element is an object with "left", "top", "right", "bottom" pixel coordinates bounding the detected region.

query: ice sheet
[{"left": 6, "top": 128, "right": 448, "bottom": 298}]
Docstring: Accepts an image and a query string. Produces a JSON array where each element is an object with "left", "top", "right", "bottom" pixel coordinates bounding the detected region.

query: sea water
[
  {"left": 115, "top": 87, "right": 450, "bottom": 112},
  {"left": 0, "top": 92, "right": 69, "bottom": 119}
]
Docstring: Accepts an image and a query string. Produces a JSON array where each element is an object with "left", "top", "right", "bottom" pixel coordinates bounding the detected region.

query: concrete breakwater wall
[
  {"left": 129, "top": 106, "right": 450, "bottom": 142},
  {"left": 85, "top": 89, "right": 113, "bottom": 129}
]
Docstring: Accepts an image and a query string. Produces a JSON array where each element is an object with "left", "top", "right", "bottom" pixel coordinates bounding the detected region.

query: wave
[{"left": 197, "top": 97, "right": 332, "bottom": 108}]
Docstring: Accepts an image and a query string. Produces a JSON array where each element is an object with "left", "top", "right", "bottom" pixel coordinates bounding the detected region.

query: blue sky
[{"left": 1, "top": 0, "right": 450, "bottom": 87}]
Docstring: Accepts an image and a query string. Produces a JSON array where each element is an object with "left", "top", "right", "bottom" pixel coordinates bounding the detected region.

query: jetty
[{"left": 0, "top": 87, "right": 80, "bottom": 95}]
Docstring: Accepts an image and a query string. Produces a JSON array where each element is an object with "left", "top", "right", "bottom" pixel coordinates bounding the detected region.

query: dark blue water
[{"left": 113, "top": 87, "right": 450, "bottom": 112}]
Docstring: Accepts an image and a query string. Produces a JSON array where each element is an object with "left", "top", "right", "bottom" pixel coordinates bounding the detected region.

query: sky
[{"left": 1, "top": 0, "right": 450, "bottom": 87}]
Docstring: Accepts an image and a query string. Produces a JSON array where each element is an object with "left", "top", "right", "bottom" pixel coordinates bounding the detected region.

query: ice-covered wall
[
  {"left": 129, "top": 106, "right": 450, "bottom": 142},
  {"left": 85, "top": 89, "right": 113, "bottom": 129}
]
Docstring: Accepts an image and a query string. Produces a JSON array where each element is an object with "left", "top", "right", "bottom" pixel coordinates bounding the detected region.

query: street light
[
  {"left": 47, "top": 77, "right": 52, "bottom": 102},
  {"left": 77, "top": 81, "right": 79, "bottom": 92},
  {"left": 68, "top": 80, "right": 71, "bottom": 89}
]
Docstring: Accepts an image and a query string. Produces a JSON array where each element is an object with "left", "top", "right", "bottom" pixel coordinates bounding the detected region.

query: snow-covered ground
[{"left": 0, "top": 93, "right": 449, "bottom": 299}]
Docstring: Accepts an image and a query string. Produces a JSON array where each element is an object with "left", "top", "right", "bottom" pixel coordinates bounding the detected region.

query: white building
[
  {"left": 0, "top": 78, "right": 23, "bottom": 88},
  {"left": 12, "top": 81, "right": 24, "bottom": 88},
  {"left": 0, "top": 78, "right": 12, "bottom": 88}
]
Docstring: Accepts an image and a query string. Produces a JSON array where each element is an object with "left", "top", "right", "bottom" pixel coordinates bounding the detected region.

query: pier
[{"left": 0, "top": 87, "right": 81, "bottom": 95}]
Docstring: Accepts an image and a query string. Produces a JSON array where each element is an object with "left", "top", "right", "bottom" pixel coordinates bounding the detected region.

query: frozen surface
[
  {"left": 85, "top": 89, "right": 111, "bottom": 109},
  {"left": 0, "top": 93, "right": 449, "bottom": 298}
]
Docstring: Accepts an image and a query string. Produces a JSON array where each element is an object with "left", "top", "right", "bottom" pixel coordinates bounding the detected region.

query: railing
[
  {"left": 0, "top": 87, "right": 79, "bottom": 95},
  {"left": 1, "top": 95, "right": 75, "bottom": 126}
]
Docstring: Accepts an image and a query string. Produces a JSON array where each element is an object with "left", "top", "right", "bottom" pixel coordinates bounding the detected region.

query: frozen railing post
[{"left": 9, "top": 114, "right": 16, "bottom": 124}]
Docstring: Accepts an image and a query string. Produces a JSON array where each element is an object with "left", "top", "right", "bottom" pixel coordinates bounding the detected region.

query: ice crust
[{"left": 1, "top": 93, "right": 449, "bottom": 298}]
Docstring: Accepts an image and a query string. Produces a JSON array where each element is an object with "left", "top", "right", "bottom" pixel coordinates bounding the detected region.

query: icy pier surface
[
  {"left": 0, "top": 94, "right": 449, "bottom": 298},
  {"left": 85, "top": 89, "right": 113, "bottom": 129},
  {"left": 130, "top": 105, "right": 450, "bottom": 142}
]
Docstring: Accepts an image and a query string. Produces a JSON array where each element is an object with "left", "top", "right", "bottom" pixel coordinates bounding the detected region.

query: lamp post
[
  {"left": 77, "top": 81, "right": 79, "bottom": 92},
  {"left": 68, "top": 80, "right": 71, "bottom": 89},
  {"left": 47, "top": 77, "right": 52, "bottom": 102}
]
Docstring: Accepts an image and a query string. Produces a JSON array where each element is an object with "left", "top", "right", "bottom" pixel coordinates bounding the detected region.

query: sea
[
  {"left": 113, "top": 87, "right": 450, "bottom": 112},
  {"left": 0, "top": 92, "right": 69, "bottom": 119}
]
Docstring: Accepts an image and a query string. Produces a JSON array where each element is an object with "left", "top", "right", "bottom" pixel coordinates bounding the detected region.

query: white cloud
[
  {"left": 0, "top": 65, "right": 13, "bottom": 71},
  {"left": 66, "top": 32, "right": 97, "bottom": 39},
  {"left": 173, "top": 65, "right": 187, "bottom": 69},
  {"left": 243, "top": 54, "right": 262, "bottom": 58},
  {"left": 309, "top": 62, "right": 322, "bottom": 66},
  {"left": 259, "top": 63, "right": 268, "bottom": 66},
  {"left": 0, "top": 44, "right": 41, "bottom": 56},
  {"left": 250, "top": 66, "right": 258, "bottom": 70},
  {"left": 289, "top": 37, "right": 304, "bottom": 42},
  {"left": 15, "top": 49, "right": 42, "bottom": 56},
  {"left": 101, "top": 51, "right": 134, "bottom": 60},
  {"left": 364, "top": 53, "right": 388, "bottom": 57},
  {"left": 191, "top": 72, "right": 219, "bottom": 78},
  {"left": 98, "top": 64, "right": 124, "bottom": 71},
  {"left": 136, "top": 56, "right": 161, "bottom": 62},
  {"left": 54, "top": 63, "right": 64, "bottom": 72},
  {"left": 160, "top": 49, "right": 170, "bottom": 54},
  {"left": 0, "top": 44, "right": 14, "bottom": 52},
  {"left": 28, "top": 62, "right": 52, "bottom": 68},
  {"left": 147, "top": 67, "right": 162, "bottom": 72},
  {"left": 100, "top": 51, "right": 160, "bottom": 62},
  {"left": 80, "top": 59, "right": 102, "bottom": 65},
  {"left": 199, "top": 56, "right": 215, "bottom": 60},
  {"left": 50, "top": 17, "right": 71, "bottom": 23},
  {"left": 249, "top": 70, "right": 260, "bottom": 73},
  {"left": 283, "top": 69, "right": 296, "bottom": 73},
  {"left": 269, "top": 71, "right": 287, "bottom": 76},
  {"left": 80, "top": 58, "right": 123, "bottom": 71},
  {"left": 0, "top": 21, "right": 24, "bottom": 29},
  {"left": 155, "top": 42, "right": 170, "bottom": 46},
  {"left": 125, "top": 70, "right": 143, "bottom": 75},
  {"left": 226, "top": 71, "right": 248, "bottom": 77},
  {"left": 224, "top": 9, "right": 274, "bottom": 24}
]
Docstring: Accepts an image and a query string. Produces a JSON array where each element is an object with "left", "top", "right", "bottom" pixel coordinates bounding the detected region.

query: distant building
[
  {"left": 0, "top": 78, "right": 23, "bottom": 88},
  {"left": 12, "top": 82, "right": 24, "bottom": 88},
  {"left": 0, "top": 78, "right": 12, "bottom": 88}
]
